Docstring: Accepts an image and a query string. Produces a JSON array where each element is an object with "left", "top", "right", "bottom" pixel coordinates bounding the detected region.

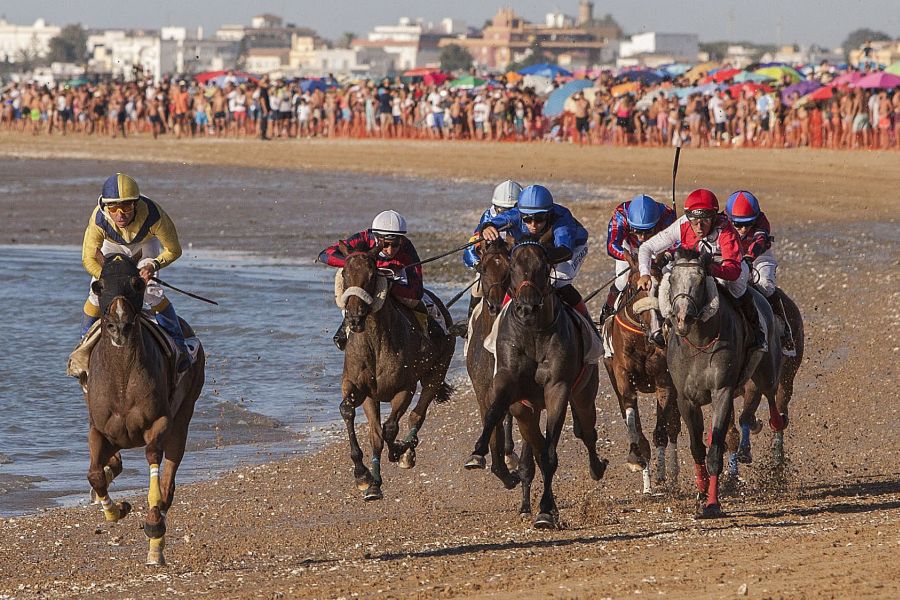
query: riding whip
[
  {"left": 671, "top": 141, "right": 682, "bottom": 217},
  {"left": 446, "top": 277, "right": 479, "bottom": 308},
  {"left": 403, "top": 224, "right": 513, "bottom": 271},
  {"left": 150, "top": 277, "right": 219, "bottom": 306},
  {"left": 584, "top": 266, "right": 631, "bottom": 303}
]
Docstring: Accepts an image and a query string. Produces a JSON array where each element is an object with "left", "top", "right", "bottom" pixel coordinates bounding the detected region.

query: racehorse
[
  {"left": 338, "top": 242, "right": 455, "bottom": 501},
  {"left": 84, "top": 254, "right": 205, "bottom": 565},
  {"left": 603, "top": 264, "right": 680, "bottom": 494},
  {"left": 466, "top": 240, "right": 608, "bottom": 527},
  {"left": 465, "top": 238, "right": 519, "bottom": 490},
  {"left": 665, "top": 248, "right": 782, "bottom": 518},
  {"left": 726, "top": 288, "right": 804, "bottom": 473}
]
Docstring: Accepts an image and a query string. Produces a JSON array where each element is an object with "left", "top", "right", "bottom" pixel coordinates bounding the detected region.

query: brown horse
[
  {"left": 338, "top": 243, "right": 455, "bottom": 501},
  {"left": 465, "top": 238, "right": 519, "bottom": 490},
  {"left": 726, "top": 287, "right": 805, "bottom": 473},
  {"left": 467, "top": 240, "right": 607, "bottom": 527},
  {"left": 603, "top": 264, "right": 680, "bottom": 494},
  {"left": 84, "top": 254, "right": 204, "bottom": 566}
]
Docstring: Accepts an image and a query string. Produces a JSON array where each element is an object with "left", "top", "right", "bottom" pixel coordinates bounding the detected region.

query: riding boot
[
  {"left": 80, "top": 313, "right": 99, "bottom": 338},
  {"left": 467, "top": 294, "right": 480, "bottom": 319},
  {"left": 333, "top": 316, "right": 349, "bottom": 351},
  {"left": 767, "top": 293, "right": 795, "bottom": 355},
  {"left": 737, "top": 292, "right": 767, "bottom": 353},
  {"left": 156, "top": 303, "right": 191, "bottom": 372}
]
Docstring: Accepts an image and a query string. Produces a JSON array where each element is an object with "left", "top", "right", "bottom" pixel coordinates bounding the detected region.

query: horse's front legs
[
  {"left": 87, "top": 428, "right": 131, "bottom": 522},
  {"left": 653, "top": 381, "right": 680, "bottom": 486},
  {"left": 534, "top": 382, "right": 570, "bottom": 529},
  {"left": 678, "top": 399, "right": 709, "bottom": 504},
  {"left": 467, "top": 373, "right": 515, "bottom": 467},
  {"left": 361, "top": 397, "right": 385, "bottom": 501},
  {"left": 339, "top": 391, "right": 372, "bottom": 496},
  {"left": 382, "top": 390, "right": 413, "bottom": 465},
  {"left": 702, "top": 387, "right": 735, "bottom": 518},
  {"left": 143, "top": 416, "right": 172, "bottom": 566},
  {"left": 613, "top": 366, "right": 651, "bottom": 474}
]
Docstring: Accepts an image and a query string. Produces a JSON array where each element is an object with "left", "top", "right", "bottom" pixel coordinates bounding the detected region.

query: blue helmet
[
  {"left": 626, "top": 194, "right": 662, "bottom": 230},
  {"left": 726, "top": 190, "right": 761, "bottom": 224},
  {"left": 518, "top": 185, "right": 553, "bottom": 214}
]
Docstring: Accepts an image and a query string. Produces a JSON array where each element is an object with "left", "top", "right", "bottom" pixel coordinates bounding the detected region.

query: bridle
[
  {"left": 509, "top": 241, "right": 551, "bottom": 308},
  {"left": 670, "top": 261, "right": 705, "bottom": 321}
]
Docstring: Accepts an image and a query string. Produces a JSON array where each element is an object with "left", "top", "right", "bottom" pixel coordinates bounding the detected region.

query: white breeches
[
  {"left": 614, "top": 259, "right": 630, "bottom": 291},
  {"left": 552, "top": 243, "right": 588, "bottom": 289},
  {"left": 716, "top": 260, "right": 750, "bottom": 298},
  {"left": 751, "top": 250, "right": 778, "bottom": 297}
]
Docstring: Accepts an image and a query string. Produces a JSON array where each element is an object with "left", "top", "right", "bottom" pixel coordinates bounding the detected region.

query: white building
[
  {"left": 244, "top": 47, "right": 290, "bottom": 75},
  {"left": 304, "top": 47, "right": 394, "bottom": 77},
  {"left": 0, "top": 17, "right": 61, "bottom": 63},
  {"left": 619, "top": 32, "right": 699, "bottom": 62},
  {"left": 357, "top": 17, "right": 445, "bottom": 70}
]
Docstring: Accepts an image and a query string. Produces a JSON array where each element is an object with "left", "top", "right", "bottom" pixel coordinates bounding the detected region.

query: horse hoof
[
  {"left": 750, "top": 419, "right": 764, "bottom": 435},
  {"left": 591, "top": 458, "right": 609, "bottom": 481},
  {"left": 145, "top": 551, "right": 166, "bottom": 567},
  {"left": 533, "top": 513, "right": 556, "bottom": 529},
  {"left": 736, "top": 446, "right": 753, "bottom": 464},
  {"left": 625, "top": 461, "right": 644, "bottom": 473},
  {"left": 696, "top": 503, "right": 726, "bottom": 519},
  {"left": 399, "top": 448, "right": 416, "bottom": 469},
  {"left": 500, "top": 472, "right": 520, "bottom": 490},
  {"left": 464, "top": 454, "right": 486, "bottom": 470},
  {"left": 115, "top": 501, "right": 132, "bottom": 520},
  {"left": 504, "top": 452, "right": 520, "bottom": 472},
  {"left": 363, "top": 485, "right": 383, "bottom": 502}
]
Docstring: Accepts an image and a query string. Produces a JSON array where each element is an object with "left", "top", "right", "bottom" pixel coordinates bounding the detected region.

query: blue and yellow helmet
[{"left": 100, "top": 173, "right": 141, "bottom": 204}]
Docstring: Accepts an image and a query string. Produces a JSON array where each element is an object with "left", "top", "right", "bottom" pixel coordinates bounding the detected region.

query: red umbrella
[
  {"left": 194, "top": 70, "right": 258, "bottom": 85},
  {"left": 713, "top": 68, "right": 742, "bottom": 83},
  {"left": 807, "top": 86, "right": 834, "bottom": 100},
  {"left": 853, "top": 72, "right": 900, "bottom": 89},
  {"left": 728, "top": 82, "right": 772, "bottom": 97}
]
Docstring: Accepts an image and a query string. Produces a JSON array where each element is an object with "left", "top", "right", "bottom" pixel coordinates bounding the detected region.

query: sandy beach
[{"left": 0, "top": 135, "right": 898, "bottom": 599}]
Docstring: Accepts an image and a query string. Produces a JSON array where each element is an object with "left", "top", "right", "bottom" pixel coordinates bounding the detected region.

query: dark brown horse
[
  {"left": 465, "top": 238, "right": 519, "bottom": 489},
  {"left": 85, "top": 254, "right": 205, "bottom": 566},
  {"left": 338, "top": 243, "right": 455, "bottom": 501},
  {"left": 726, "top": 287, "right": 805, "bottom": 474},
  {"left": 467, "top": 240, "right": 607, "bottom": 527},
  {"left": 603, "top": 263, "right": 680, "bottom": 494}
]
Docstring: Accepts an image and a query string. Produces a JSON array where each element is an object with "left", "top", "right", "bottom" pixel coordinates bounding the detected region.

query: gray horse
[
  {"left": 85, "top": 254, "right": 205, "bottom": 565},
  {"left": 665, "top": 248, "right": 782, "bottom": 518}
]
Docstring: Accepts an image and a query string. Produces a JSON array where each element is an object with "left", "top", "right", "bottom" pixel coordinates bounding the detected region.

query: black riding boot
[
  {"left": 737, "top": 292, "right": 767, "bottom": 353},
  {"left": 467, "top": 294, "right": 480, "bottom": 319},
  {"left": 598, "top": 285, "right": 619, "bottom": 324},
  {"left": 333, "top": 317, "right": 349, "bottom": 351}
]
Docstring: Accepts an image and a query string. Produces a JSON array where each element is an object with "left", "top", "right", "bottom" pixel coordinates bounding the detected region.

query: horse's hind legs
[{"left": 87, "top": 428, "right": 131, "bottom": 522}]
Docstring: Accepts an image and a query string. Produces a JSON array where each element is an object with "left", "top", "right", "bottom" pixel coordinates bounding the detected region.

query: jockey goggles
[
  {"left": 522, "top": 212, "right": 548, "bottom": 224},
  {"left": 686, "top": 208, "right": 716, "bottom": 220},
  {"left": 731, "top": 219, "right": 756, "bottom": 229},
  {"left": 376, "top": 235, "right": 400, "bottom": 249},
  {"left": 105, "top": 201, "right": 136, "bottom": 214}
]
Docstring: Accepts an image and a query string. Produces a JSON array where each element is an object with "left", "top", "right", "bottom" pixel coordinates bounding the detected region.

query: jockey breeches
[
  {"left": 552, "top": 243, "right": 588, "bottom": 289},
  {"left": 751, "top": 250, "right": 777, "bottom": 297},
  {"left": 84, "top": 238, "right": 170, "bottom": 317}
]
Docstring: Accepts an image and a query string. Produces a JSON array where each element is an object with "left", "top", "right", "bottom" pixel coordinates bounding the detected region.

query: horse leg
[
  {"left": 87, "top": 427, "right": 131, "bottom": 522},
  {"left": 475, "top": 383, "right": 517, "bottom": 488},
  {"left": 400, "top": 375, "right": 446, "bottom": 468},
  {"left": 468, "top": 374, "right": 515, "bottom": 467},
  {"left": 614, "top": 367, "right": 651, "bottom": 474},
  {"left": 362, "top": 398, "right": 385, "bottom": 501},
  {"left": 534, "top": 383, "right": 570, "bottom": 529},
  {"left": 570, "top": 373, "right": 608, "bottom": 482},
  {"left": 382, "top": 390, "right": 412, "bottom": 464},
  {"left": 503, "top": 413, "right": 519, "bottom": 472},
  {"left": 90, "top": 451, "right": 123, "bottom": 504},
  {"left": 339, "top": 393, "right": 373, "bottom": 493},
  {"left": 700, "top": 388, "right": 735, "bottom": 519},
  {"left": 513, "top": 409, "right": 543, "bottom": 516},
  {"left": 657, "top": 382, "right": 681, "bottom": 487},
  {"left": 143, "top": 416, "right": 171, "bottom": 566},
  {"left": 737, "top": 382, "right": 763, "bottom": 465},
  {"left": 679, "top": 401, "right": 709, "bottom": 503}
]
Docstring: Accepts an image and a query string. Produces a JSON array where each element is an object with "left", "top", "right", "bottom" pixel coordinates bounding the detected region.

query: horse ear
[
  {"left": 91, "top": 280, "right": 103, "bottom": 296},
  {"left": 130, "top": 276, "right": 146, "bottom": 295},
  {"left": 546, "top": 246, "right": 573, "bottom": 265},
  {"left": 338, "top": 241, "right": 350, "bottom": 257},
  {"left": 538, "top": 227, "right": 554, "bottom": 246}
]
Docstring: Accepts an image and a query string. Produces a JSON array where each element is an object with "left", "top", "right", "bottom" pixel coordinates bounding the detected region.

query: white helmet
[
  {"left": 491, "top": 180, "right": 523, "bottom": 209},
  {"left": 371, "top": 210, "right": 407, "bottom": 236}
]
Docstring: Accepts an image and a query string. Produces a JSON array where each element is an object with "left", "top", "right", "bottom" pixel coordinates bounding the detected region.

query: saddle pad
[
  {"left": 483, "top": 301, "right": 512, "bottom": 376},
  {"left": 463, "top": 296, "right": 484, "bottom": 358},
  {"left": 565, "top": 306, "right": 603, "bottom": 365},
  {"left": 601, "top": 316, "right": 614, "bottom": 358}
]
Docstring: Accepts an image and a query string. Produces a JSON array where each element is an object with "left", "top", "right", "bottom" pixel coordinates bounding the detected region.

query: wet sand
[{"left": 1, "top": 136, "right": 899, "bottom": 599}]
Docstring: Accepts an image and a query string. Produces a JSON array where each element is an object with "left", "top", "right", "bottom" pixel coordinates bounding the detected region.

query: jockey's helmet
[
  {"left": 725, "top": 191, "right": 760, "bottom": 224},
  {"left": 518, "top": 185, "right": 553, "bottom": 215},
  {"left": 491, "top": 180, "right": 523, "bottom": 209},
  {"left": 684, "top": 188, "right": 719, "bottom": 220},
  {"left": 626, "top": 194, "right": 662, "bottom": 231},
  {"left": 100, "top": 173, "right": 141, "bottom": 205},
  {"left": 371, "top": 210, "right": 407, "bottom": 238}
]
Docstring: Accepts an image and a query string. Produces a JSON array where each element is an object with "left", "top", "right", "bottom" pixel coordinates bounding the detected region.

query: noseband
[
  {"left": 509, "top": 242, "right": 551, "bottom": 306},
  {"left": 670, "top": 262, "right": 706, "bottom": 319}
]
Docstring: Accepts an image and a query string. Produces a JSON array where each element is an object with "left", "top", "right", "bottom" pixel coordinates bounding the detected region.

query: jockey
[
  {"left": 726, "top": 190, "right": 794, "bottom": 354},
  {"left": 319, "top": 210, "right": 428, "bottom": 350},
  {"left": 479, "top": 184, "right": 592, "bottom": 319},
  {"left": 462, "top": 179, "right": 522, "bottom": 317},
  {"left": 602, "top": 193, "right": 677, "bottom": 324},
  {"left": 81, "top": 173, "right": 190, "bottom": 371},
  {"left": 637, "top": 188, "right": 766, "bottom": 353}
]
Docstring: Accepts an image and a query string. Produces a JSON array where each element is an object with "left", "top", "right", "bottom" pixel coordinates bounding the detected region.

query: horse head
[
  {"left": 340, "top": 242, "right": 384, "bottom": 333},
  {"left": 476, "top": 237, "right": 512, "bottom": 316},
  {"left": 668, "top": 248, "right": 716, "bottom": 337},
  {"left": 509, "top": 236, "right": 570, "bottom": 325},
  {"left": 90, "top": 253, "right": 145, "bottom": 347}
]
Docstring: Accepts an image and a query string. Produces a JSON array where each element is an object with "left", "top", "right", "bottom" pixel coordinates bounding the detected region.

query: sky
[{"left": 2, "top": 0, "right": 897, "bottom": 48}]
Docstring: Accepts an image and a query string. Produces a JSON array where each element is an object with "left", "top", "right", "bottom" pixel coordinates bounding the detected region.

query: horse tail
[{"left": 434, "top": 381, "right": 455, "bottom": 404}]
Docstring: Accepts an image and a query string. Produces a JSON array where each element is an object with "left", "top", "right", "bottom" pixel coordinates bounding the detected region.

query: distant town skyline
[{"left": 2, "top": 0, "right": 897, "bottom": 48}]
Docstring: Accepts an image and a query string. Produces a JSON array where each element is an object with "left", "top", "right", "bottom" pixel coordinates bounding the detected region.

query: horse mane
[{"left": 675, "top": 247, "right": 712, "bottom": 269}]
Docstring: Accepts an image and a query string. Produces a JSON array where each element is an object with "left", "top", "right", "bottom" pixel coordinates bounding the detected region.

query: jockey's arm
[
  {"left": 638, "top": 220, "right": 680, "bottom": 278},
  {"left": 709, "top": 224, "right": 742, "bottom": 281},
  {"left": 606, "top": 212, "right": 629, "bottom": 261},
  {"left": 462, "top": 234, "right": 481, "bottom": 269},
  {"left": 148, "top": 210, "right": 182, "bottom": 270},
  {"left": 318, "top": 231, "right": 369, "bottom": 268},
  {"left": 81, "top": 219, "right": 106, "bottom": 279},
  {"left": 479, "top": 208, "right": 518, "bottom": 240}
]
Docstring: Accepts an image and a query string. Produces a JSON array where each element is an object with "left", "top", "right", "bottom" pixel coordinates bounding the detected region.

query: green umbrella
[
  {"left": 753, "top": 65, "right": 802, "bottom": 84},
  {"left": 886, "top": 61, "right": 900, "bottom": 76},
  {"left": 449, "top": 75, "right": 486, "bottom": 90},
  {"left": 67, "top": 78, "right": 89, "bottom": 87}
]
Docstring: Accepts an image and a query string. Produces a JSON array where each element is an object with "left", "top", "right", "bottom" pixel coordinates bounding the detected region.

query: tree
[
  {"left": 440, "top": 44, "right": 473, "bottom": 73},
  {"left": 339, "top": 32, "right": 356, "bottom": 49},
  {"left": 48, "top": 24, "right": 87, "bottom": 64},
  {"left": 841, "top": 28, "right": 891, "bottom": 56}
]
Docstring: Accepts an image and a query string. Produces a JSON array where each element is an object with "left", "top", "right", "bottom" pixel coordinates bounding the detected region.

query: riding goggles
[
  {"left": 686, "top": 209, "right": 716, "bottom": 220},
  {"left": 105, "top": 201, "right": 136, "bottom": 215},
  {"left": 522, "top": 213, "right": 548, "bottom": 224},
  {"left": 377, "top": 236, "right": 400, "bottom": 249}
]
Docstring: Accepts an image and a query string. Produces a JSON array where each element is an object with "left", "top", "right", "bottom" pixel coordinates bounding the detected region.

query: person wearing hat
[
  {"left": 602, "top": 193, "right": 676, "bottom": 329},
  {"left": 319, "top": 210, "right": 429, "bottom": 350},
  {"left": 460, "top": 180, "right": 523, "bottom": 318},
  {"left": 636, "top": 188, "right": 766, "bottom": 352},
  {"left": 479, "top": 184, "right": 593, "bottom": 320},
  {"left": 80, "top": 173, "right": 192, "bottom": 371}
]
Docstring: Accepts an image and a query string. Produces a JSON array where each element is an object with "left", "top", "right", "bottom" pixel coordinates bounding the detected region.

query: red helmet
[{"left": 684, "top": 188, "right": 719, "bottom": 218}]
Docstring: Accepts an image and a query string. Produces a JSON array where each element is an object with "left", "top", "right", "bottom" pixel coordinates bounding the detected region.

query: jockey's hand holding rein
[
  {"left": 139, "top": 263, "right": 156, "bottom": 283},
  {"left": 481, "top": 225, "right": 500, "bottom": 242},
  {"left": 637, "top": 275, "right": 653, "bottom": 291}
]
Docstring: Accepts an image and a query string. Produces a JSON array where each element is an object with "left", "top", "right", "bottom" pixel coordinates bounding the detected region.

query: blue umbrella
[
  {"left": 617, "top": 69, "right": 665, "bottom": 85},
  {"left": 660, "top": 63, "right": 691, "bottom": 76},
  {"left": 781, "top": 80, "right": 821, "bottom": 104},
  {"left": 300, "top": 78, "right": 333, "bottom": 93},
  {"left": 543, "top": 79, "right": 594, "bottom": 117},
  {"left": 518, "top": 63, "right": 573, "bottom": 78}
]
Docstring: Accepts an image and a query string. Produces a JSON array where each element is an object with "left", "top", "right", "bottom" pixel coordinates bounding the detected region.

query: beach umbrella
[
  {"left": 781, "top": 80, "right": 821, "bottom": 103},
  {"left": 543, "top": 79, "right": 595, "bottom": 117},
  {"left": 610, "top": 81, "right": 640, "bottom": 97},
  {"left": 505, "top": 71, "right": 524, "bottom": 83},
  {"left": 518, "top": 63, "right": 572, "bottom": 78},
  {"left": 671, "top": 85, "right": 701, "bottom": 98},
  {"left": 66, "top": 77, "right": 89, "bottom": 87},
  {"left": 661, "top": 63, "right": 691, "bottom": 76},
  {"left": 562, "top": 87, "right": 598, "bottom": 114},
  {"left": 796, "top": 86, "right": 835, "bottom": 106},
  {"left": 522, "top": 74, "right": 554, "bottom": 94},
  {"left": 300, "top": 78, "right": 334, "bottom": 93},
  {"left": 684, "top": 61, "right": 720, "bottom": 82},
  {"left": 617, "top": 69, "right": 665, "bottom": 85},
  {"left": 733, "top": 71, "right": 772, "bottom": 83},
  {"left": 713, "top": 68, "right": 742, "bottom": 83},
  {"left": 831, "top": 71, "right": 862, "bottom": 86},
  {"left": 449, "top": 75, "right": 486, "bottom": 90},
  {"left": 887, "top": 62, "right": 900, "bottom": 76},
  {"left": 853, "top": 72, "right": 900, "bottom": 89},
  {"left": 195, "top": 70, "right": 258, "bottom": 86},
  {"left": 754, "top": 65, "right": 802, "bottom": 84},
  {"left": 728, "top": 82, "right": 771, "bottom": 98}
]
